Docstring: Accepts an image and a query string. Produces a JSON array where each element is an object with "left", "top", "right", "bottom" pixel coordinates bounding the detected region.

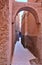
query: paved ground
[{"left": 11, "top": 38, "right": 36, "bottom": 65}]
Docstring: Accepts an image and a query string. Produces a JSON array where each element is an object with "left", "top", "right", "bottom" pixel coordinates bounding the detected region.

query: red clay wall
[
  {"left": 0, "top": 0, "right": 9, "bottom": 65},
  {"left": 27, "top": 12, "right": 39, "bottom": 36},
  {"left": 21, "top": 13, "right": 25, "bottom": 35},
  {"left": 21, "top": 7, "right": 42, "bottom": 61}
]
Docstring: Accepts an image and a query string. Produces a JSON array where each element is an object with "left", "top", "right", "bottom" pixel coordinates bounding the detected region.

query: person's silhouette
[{"left": 19, "top": 32, "right": 22, "bottom": 37}]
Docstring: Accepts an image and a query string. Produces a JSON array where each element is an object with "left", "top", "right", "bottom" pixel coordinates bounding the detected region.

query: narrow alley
[{"left": 11, "top": 37, "right": 36, "bottom": 65}]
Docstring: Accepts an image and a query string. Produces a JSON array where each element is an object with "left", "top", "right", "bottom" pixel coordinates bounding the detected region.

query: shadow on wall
[{"left": 21, "top": 35, "right": 40, "bottom": 58}]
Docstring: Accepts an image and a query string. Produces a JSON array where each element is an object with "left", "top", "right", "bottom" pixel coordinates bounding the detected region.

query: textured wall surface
[
  {"left": 0, "top": 0, "right": 9, "bottom": 65},
  {"left": 21, "top": 5, "right": 42, "bottom": 63},
  {"left": 0, "top": 0, "right": 42, "bottom": 65}
]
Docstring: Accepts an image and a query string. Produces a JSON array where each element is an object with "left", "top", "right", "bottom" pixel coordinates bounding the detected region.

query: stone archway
[
  {"left": 14, "top": 7, "right": 39, "bottom": 24},
  {"left": 12, "top": 2, "right": 40, "bottom": 60},
  {"left": 9, "top": 1, "right": 42, "bottom": 64},
  {"left": 0, "top": 0, "right": 42, "bottom": 65},
  {"left": 12, "top": 2, "right": 40, "bottom": 24}
]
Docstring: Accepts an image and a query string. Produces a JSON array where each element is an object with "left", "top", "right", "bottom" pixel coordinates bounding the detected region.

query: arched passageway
[
  {"left": 14, "top": 7, "right": 39, "bottom": 24},
  {"left": 0, "top": 0, "right": 42, "bottom": 65},
  {"left": 12, "top": 4, "right": 40, "bottom": 61}
]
